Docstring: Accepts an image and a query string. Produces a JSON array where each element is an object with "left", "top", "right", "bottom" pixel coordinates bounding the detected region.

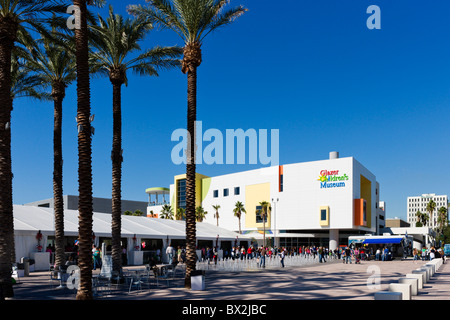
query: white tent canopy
[{"left": 12, "top": 204, "right": 249, "bottom": 263}]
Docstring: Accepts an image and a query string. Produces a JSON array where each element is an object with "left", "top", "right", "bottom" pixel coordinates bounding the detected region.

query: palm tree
[
  {"left": 128, "top": 0, "right": 247, "bottom": 289},
  {"left": 195, "top": 206, "right": 207, "bottom": 222},
  {"left": 71, "top": 0, "right": 105, "bottom": 301},
  {"left": 212, "top": 204, "right": 220, "bottom": 226},
  {"left": 9, "top": 52, "right": 50, "bottom": 270},
  {"left": 176, "top": 207, "right": 186, "bottom": 220},
  {"left": 160, "top": 204, "right": 174, "bottom": 220},
  {"left": 89, "top": 5, "right": 182, "bottom": 277},
  {"left": 437, "top": 206, "right": 448, "bottom": 236},
  {"left": 11, "top": 53, "right": 51, "bottom": 102},
  {"left": 256, "top": 201, "right": 271, "bottom": 247},
  {"left": 0, "top": 0, "right": 67, "bottom": 300},
  {"left": 233, "top": 201, "right": 246, "bottom": 234},
  {"left": 21, "top": 34, "right": 76, "bottom": 273},
  {"left": 415, "top": 210, "right": 424, "bottom": 227},
  {"left": 426, "top": 199, "right": 437, "bottom": 227}
]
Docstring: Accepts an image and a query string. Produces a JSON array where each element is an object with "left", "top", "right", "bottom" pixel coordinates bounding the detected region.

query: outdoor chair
[
  {"left": 154, "top": 265, "right": 176, "bottom": 287},
  {"left": 92, "top": 275, "right": 112, "bottom": 298},
  {"left": 49, "top": 268, "right": 59, "bottom": 289},
  {"left": 128, "top": 273, "right": 146, "bottom": 294}
]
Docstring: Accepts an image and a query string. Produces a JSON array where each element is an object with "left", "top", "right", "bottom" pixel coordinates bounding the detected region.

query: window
[
  {"left": 255, "top": 205, "right": 267, "bottom": 223},
  {"left": 234, "top": 187, "right": 240, "bottom": 195},
  {"left": 223, "top": 188, "right": 229, "bottom": 197},
  {"left": 213, "top": 190, "right": 219, "bottom": 198},
  {"left": 363, "top": 201, "right": 367, "bottom": 223},
  {"left": 320, "top": 209, "right": 327, "bottom": 221},
  {"left": 177, "top": 179, "right": 186, "bottom": 209}
]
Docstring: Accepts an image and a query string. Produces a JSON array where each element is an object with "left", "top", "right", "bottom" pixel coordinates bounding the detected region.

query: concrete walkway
[{"left": 9, "top": 257, "right": 450, "bottom": 300}]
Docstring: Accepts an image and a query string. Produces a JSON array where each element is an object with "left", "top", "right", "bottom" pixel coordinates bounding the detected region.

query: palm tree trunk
[
  {"left": 0, "top": 18, "right": 17, "bottom": 299},
  {"left": 238, "top": 215, "right": 241, "bottom": 234},
  {"left": 111, "top": 81, "right": 122, "bottom": 275},
  {"left": 74, "top": 0, "right": 93, "bottom": 300},
  {"left": 53, "top": 91, "right": 65, "bottom": 271},
  {"left": 184, "top": 66, "right": 197, "bottom": 289}
]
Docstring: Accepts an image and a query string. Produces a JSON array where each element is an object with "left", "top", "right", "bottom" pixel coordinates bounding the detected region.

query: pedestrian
[
  {"left": 279, "top": 248, "right": 285, "bottom": 268},
  {"left": 430, "top": 247, "right": 436, "bottom": 261},
  {"left": 260, "top": 247, "right": 266, "bottom": 268},
  {"left": 421, "top": 247, "right": 427, "bottom": 261},
  {"left": 345, "top": 247, "right": 352, "bottom": 264},
  {"left": 166, "top": 243, "right": 174, "bottom": 264},
  {"left": 92, "top": 246, "right": 101, "bottom": 270},
  {"left": 318, "top": 247, "right": 324, "bottom": 263},
  {"left": 413, "top": 248, "right": 419, "bottom": 261}
]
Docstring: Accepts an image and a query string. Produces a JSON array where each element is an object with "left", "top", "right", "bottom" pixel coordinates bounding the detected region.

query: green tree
[
  {"left": 89, "top": 5, "right": 181, "bottom": 276},
  {"left": 160, "top": 204, "right": 174, "bottom": 220},
  {"left": 176, "top": 207, "right": 186, "bottom": 220},
  {"left": 426, "top": 199, "right": 437, "bottom": 226},
  {"left": 415, "top": 210, "right": 424, "bottom": 227},
  {"left": 256, "top": 201, "right": 271, "bottom": 247},
  {"left": 195, "top": 206, "right": 207, "bottom": 222},
  {"left": 212, "top": 204, "right": 220, "bottom": 226},
  {"left": 437, "top": 206, "right": 448, "bottom": 237},
  {"left": 233, "top": 201, "right": 246, "bottom": 234},
  {"left": 71, "top": 0, "right": 106, "bottom": 301},
  {"left": 21, "top": 34, "right": 76, "bottom": 273},
  {"left": 0, "top": 0, "right": 67, "bottom": 299},
  {"left": 128, "top": 0, "right": 247, "bottom": 289}
]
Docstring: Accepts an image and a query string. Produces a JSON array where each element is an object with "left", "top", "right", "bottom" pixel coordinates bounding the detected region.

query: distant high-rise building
[{"left": 407, "top": 193, "right": 448, "bottom": 228}]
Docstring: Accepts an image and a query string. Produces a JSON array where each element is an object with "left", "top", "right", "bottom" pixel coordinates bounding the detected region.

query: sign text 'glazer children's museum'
[{"left": 317, "top": 170, "right": 349, "bottom": 189}]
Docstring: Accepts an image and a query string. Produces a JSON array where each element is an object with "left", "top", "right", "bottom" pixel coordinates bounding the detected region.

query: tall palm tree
[
  {"left": 195, "top": 206, "right": 207, "bottom": 222},
  {"left": 437, "top": 206, "right": 448, "bottom": 236},
  {"left": 0, "top": 0, "right": 67, "bottom": 300},
  {"left": 233, "top": 201, "right": 246, "bottom": 234},
  {"left": 257, "top": 201, "right": 271, "bottom": 247},
  {"left": 9, "top": 52, "right": 50, "bottom": 269},
  {"left": 426, "top": 199, "right": 437, "bottom": 227},
  {"left": 11, "top": 53, "right": 51, "bottom": 102},
  {"left": 212, "top": 204, "right": 220, "bottom": 226},
  {"left": 21, "top": 35, "right": 76, "bottom": 273},
  {"left": 71, "top": 0, "right": 105, "bottom": 301},
  {"left": 160, "top": 204, "right": 174, "bottom": 219},
  {"left": 89, "top": 5, "right": 182, "bottom": 276},
  {"left": 128, "top": 0, "right": 247, "bottom": 289},
  {"left": 176, "top": 207, "right": 186, "bottom": 220}
]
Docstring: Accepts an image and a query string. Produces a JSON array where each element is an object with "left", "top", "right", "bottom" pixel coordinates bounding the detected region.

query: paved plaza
[{"left": 9, "top": 257, "right": 450, "bottom": 301}]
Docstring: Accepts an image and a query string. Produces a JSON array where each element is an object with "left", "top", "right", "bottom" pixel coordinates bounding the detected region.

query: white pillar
[{"left": 329, "top": 229, "right": 339, "bottom": 251}]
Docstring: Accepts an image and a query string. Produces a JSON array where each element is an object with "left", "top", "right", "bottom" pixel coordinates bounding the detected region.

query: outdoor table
[{"left": 155, "top": 264, "right": 171, "bottom": 275}]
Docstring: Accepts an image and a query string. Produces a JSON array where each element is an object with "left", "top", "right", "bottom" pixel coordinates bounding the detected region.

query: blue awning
[{"left": 363, "top": 237, "right": 403, "bottom": 244}]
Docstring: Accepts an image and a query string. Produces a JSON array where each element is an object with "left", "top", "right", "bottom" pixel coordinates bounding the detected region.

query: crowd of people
[{"left": 47, "top": 240, "right": 447, "bottom": 272}]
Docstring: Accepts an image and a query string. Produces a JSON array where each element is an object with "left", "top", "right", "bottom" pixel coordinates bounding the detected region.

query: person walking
[
  {"left": 318, "top": 247, "right": 324, "bottom": 263},
  {"left": 166, "top": 243, "right": 174, "bottom": 264},
  {"left": 260, "top": 247, "right": 266, "bottom": 268},
  {"left": 92, "top": 246, "right": 101, "bottom": 270},
  {"left": 279, "top": 248, "right": 285, "bottom": 268},
  {"left": 345, "top": 247, "right": 352, "bottom": 264}
]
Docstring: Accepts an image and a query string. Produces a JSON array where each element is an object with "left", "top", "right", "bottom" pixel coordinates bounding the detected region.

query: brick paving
[{"left": 8, "top": 257, "right": 449, "bottom": 300}]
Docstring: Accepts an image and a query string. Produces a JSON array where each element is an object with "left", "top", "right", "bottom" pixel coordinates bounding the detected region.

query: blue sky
[{"left": 11, "top": 0, "right": 450, "bottom": 221}]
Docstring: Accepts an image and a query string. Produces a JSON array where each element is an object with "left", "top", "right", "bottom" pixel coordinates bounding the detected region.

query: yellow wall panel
[{"left": 245, "top": 183, "right": 271, "bottom": 229}]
